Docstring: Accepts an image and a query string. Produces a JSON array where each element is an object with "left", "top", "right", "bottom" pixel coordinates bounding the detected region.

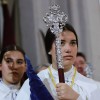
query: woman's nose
[
  {"left": 9, "top": 62, "right": 17, "bottom": 69},
  {"left": 64, "top": 44, "right": 71, "bottom": 53}
]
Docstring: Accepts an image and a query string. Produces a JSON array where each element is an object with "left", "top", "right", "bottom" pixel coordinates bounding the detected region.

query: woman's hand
[{"left": 56, "top": 83, "right": 79, "bottom": 100}]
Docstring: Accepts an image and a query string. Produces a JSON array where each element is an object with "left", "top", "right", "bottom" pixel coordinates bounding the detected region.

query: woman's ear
[{"left": 48, "top": 52, "right": 51, "bottom": 55}]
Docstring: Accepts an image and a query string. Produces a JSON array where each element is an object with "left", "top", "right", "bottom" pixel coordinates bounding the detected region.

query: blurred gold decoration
[{"left": 0, "top": 0, "right": 8, "bottom": 4}]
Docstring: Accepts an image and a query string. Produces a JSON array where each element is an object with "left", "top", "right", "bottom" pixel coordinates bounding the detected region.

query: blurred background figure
[
  {"left": 33, "top": 63, "right": 50, "bottom": 73},
  {"left": 74, "top": 52, "right": 93, "bottom": 78}
]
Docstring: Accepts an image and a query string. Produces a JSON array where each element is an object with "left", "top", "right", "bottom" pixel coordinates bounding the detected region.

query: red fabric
[{"left": 2, "top": 3, "right": 15, "bottom": 48}]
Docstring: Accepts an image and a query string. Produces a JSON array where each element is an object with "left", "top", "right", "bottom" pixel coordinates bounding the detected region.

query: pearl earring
[{"left": 48, "top": 52, "right": 51, "bottom": 55}]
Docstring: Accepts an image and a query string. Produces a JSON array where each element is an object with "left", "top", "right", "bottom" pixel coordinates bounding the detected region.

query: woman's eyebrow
[
  {"left": 3, "top": 55, "right": 12, "bottom": 59},
  {"left": 71, "top": 39, "right": 77, "bottom": 41},
  {"left": 61, "top": 39, "right": 65, "bottom": 41},
  {"left": 17, "top": 59, "right": 25, "bottom": 61}
]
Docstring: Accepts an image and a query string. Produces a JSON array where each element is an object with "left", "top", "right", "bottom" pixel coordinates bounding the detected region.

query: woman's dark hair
[
  {"left": 0, "top": 45, "right": 27, "bottom": 84},
  {"left": 77, "top": 52, "right": 86, "bottom": 61},
  {"left": 0, "top": 45, "right": 25, "bottom": 63},
  {"left": 45, "top": 23, "right": 78, "bottom": 63}
]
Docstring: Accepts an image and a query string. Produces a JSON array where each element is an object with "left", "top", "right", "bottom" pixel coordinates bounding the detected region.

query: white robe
[
  {"left": 16, "top": 65, "right": 100, "bottom": 100},
  {"left": 0, "top": 79, "right": 20, "bottom": 100},
  {"left": 16, "top": 79, "right": 31, "bottom": 100},
  {"left": 37, "top": 65, "right": 100, "bottom": 100}
]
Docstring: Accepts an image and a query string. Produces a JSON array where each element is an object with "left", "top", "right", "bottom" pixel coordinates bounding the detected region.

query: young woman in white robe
[
  {"left": 0, "top": 45, "right": 27, "bottom": 100},
  {"left": 16, "top": 23, "right": 100, "bottom": 100}
]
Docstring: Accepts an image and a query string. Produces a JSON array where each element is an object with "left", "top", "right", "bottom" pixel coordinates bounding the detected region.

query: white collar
[
  {"left": 50, "top": 64, "right": 75, "bottom": 81},
  {"left": 0, "top": 78, "right": 20, "bottom": 90}
]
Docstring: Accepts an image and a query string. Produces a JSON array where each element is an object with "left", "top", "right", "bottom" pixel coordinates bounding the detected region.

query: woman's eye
[
  {"left": 17, "top": 60, "right": 24, "bottom": 65},
  {"left": 70, "top": 41, "right": 77, "bottom": 46},
  {"left": 61, "top": 41, "right": 65, "bottom": 46},
  {"left": 6, "top": 59, "right": 13, "bottom": 63}
]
